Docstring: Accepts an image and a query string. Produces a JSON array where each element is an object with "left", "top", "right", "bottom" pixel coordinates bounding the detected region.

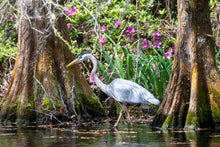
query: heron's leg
[
  {"left": 114, "top": 108, "right": 123, "bottom": 128},
  {"left": 122, "top": 104, "right": 133, "bottom": 128}
]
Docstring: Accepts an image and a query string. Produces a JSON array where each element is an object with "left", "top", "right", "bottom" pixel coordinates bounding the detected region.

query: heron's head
[{"left": 66, "top": 52, "right": 92, "bottom": 67}]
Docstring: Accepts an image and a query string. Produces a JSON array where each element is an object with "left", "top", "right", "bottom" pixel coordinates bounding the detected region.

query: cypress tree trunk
[
  {"left": 0, "top": 0, "right": 105, "bottom": 124},
  {"left": 152, "top": 0, "right": 220, "bottom": 129}
]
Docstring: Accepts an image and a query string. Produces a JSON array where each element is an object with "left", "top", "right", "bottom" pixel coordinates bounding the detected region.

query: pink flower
[
  {"left": 100, "top": 75, "right": 103, "bottom": 81},
  {"left": 153, "top": 64, "right": 156, "bottom": 70},
  {"left": 148, "top": 41, "right": 152, "bottom": 48},
  {"left": 140, "top": 30, "right": 145, "bottom": 34},
  {"left": 172, "top": 44, "right": 176, "bottom": 50},
  {"left": 89, "top": 74, "right": 94, "bottom": 83},
  {"left": 121, "top": 30, "right": 126, "bottom": 38},
  {"left": 142, "top": 39, "right": 148, "bottom": 48},
  {"left": 99, "top": 36, "right": 106, "bottom": 46},
  {"left": 153, "top": 40, "right": 162, "bottom": 49},
  {"left": 101, "top": 25, "right": 106, "bottom": 31},
  {"left": 129, "top": 33, "right": 135, "bottom": 40},
  {"left": 130, "top": 50, "right": 136, "bottom": 54},
  {"left": 170, "top": 48, "right": 173, "bottom": 54},
  {"left": 89, "top": 74, "right": 103, "bottom": 83},
  {"left": 114, "top": 19, "right": 121, "bottom": 28},
  {"left": 69, "top": 7, "right": 77, "bottom": 16},
  {"left": 64, "top": 7, "right": 77, "bottom": 16},
  {"left": 64, "top": 7, "right": 69, "bottom": 15},
  {"left": 121, "top": 27, "right": 135, "bottom": 40},
  {"left": 10, "top": 15, "right": 15, "bottom": 20},
  {"left": 67, "top": 23, "right": 71, "bottom": 29},
  {"left": 110, "top": 54, "right": 113, "bottom": 59},
  {"left": 164, "top": 51, "right": 171, "bottom": 60},
  {"left": 126, "top": 27, "right": 135, "bottom": 33},
  {"left": 152, "top": 32, "right": 160, "bottom": 40},
  {"left": 216, "top": 41, "right": 220, "bottom": 48}
]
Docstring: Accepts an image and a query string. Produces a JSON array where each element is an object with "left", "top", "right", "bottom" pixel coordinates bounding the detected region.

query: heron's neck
[{"left": 89, "top": 55, "right": 108, "bottom": 92}]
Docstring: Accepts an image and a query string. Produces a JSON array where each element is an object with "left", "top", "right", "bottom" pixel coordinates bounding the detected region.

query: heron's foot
[{"left": 113, "top": 123, "right": 118, "bottom": 128}]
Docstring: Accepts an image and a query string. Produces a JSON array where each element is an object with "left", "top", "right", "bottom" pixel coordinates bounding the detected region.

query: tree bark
[
  {"left": 0, "top": 0, "right": 105, "bottom": 124},
  {"left": 152, "top": 0, "right": 220, "bottom": 129}
]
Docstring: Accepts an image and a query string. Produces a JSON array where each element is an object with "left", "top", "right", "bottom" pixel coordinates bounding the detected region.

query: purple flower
[
  {"left": 152, "top": 32, "right": 160, "bottom": 40},
  {"left": 164, "top": 51, "right": 171, "bottom": 60},
  {"left": 122, "top": 27, "right": 135, "bottom": 40},
  {"left": 64, "top": 7, "right": 69, "bottom": 15},
  {"left": 142, "top": 39, "right": 148, "bottom": 48},
  {"left": 130, "top": 49, "right": 137, "bottom": 54},
  {"left": 100, "top": 75, "right": 103, "bottom": 81},
  {"left": 90, "top": 74, "right": 103, "bottom": 83},
  {"left": 129, "top": 33, "right": 135, "bottom": 40},
  {"left": 148, "top": 41, "right": 152, "bottom": 48},
  {"left": 216, "top": 41, "right": 220, "bottom": 48},
  {"left": 121, "top": 30, "right": 126, "bottom": 38},
  {"left": 125, "top": 27, "right": 135, "bottom": 40},
  {"left": 172, "top": 44, "right": 176, "bottom": 50},
  {"left": 64, "top": 7, "right": 77, "bottom": 16},
  {"left": 67, "top": 23, "right": 71, "bottom": 29},
  {"left": 153, "top": 64, "right": 156, "bottom": 70},
  {"left": 69, "top": 7, "right": 77, "bottom": 16},
  {"left": 114, "top": 19, "right": 121, "bottom": 28},
  {"left": 114, "top": 19, "right": 119, "bottom": 24},
  {"left": 10, "top": 15, "right": 15, "bottom": 21},
  {"left": 140, "top": 30, "right": 145, "bottom": 34},
  {"left": 126, "top": 27, "right": 135, "bottom": 33},
  {"left": 89, "top": 74, "right": 94, "bottom": 83},
  {"left": 101, "top": 25, "right": 106, "bottom": 31},
  {"left": 99, "top": 36, "right": 106, "bottom": 46},
  {"left": 153, "top": 40, "right": 162, "bottom": 49},
  {"left": 170, "top": 48, "right": 173, "bottom": 54}
]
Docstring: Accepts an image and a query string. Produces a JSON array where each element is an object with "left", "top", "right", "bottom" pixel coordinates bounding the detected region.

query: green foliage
[
  {"left": 94, "top": 34, "right": 172, "bottom": 99},
  {"left": 215, "top": 44, "right": 220, "bottom": 74},
  {"left": 0, "top": 29, "right": 17, "bottom": 62},
  {"left": 63, "top": 0, "right": 177, "bottom": 99},
  {"left": 0, "top": 12, "right": 17, "bottom": 62},
  {"left": 158, "top": 9, "right": 167, "bottom": 16},
  {"left": 1, "top": 0, "right": 220, "bottom": 101}
]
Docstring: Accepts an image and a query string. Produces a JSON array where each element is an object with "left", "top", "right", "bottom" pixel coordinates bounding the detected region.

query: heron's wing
[{"left": 108, "top": 79, "right": 159, "bottom": 105}]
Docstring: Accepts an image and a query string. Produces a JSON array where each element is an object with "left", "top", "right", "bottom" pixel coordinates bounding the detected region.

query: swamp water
[{"left": 0, "top": 123, "right": 220, "bottom": 147}]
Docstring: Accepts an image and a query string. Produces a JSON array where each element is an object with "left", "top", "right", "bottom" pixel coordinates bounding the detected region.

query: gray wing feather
[{"left": 107, "top": 79, "right": 160, "bottom": 105}]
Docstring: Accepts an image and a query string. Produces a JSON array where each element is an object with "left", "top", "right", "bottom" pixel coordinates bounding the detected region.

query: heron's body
[
  {"left": 107, "top": 78, "right": 159, "bottom": 105},
  {"left": 67, "top": 52, "right": 160, "bottom": 128}
]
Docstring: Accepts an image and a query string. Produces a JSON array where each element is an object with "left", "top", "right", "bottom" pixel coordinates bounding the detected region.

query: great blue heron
[{"left": 67, "top": 52, "right": 160, "bottom": 128}]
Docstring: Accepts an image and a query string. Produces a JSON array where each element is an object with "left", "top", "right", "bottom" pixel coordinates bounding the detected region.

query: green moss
[
  {"left": 184, "top": 86, "right": 215, "bottom": 129},
  {"left": 41, "top": 96, "right": 62, "bottom": 110},
  {"left": 151, "top": 111, "right": 167, "bottom": 128},
  {"left": 73, "top": 86, "right": 106, "bottom": 117},
  {"left": 161, "top": 106, "right": 188, "bottom": 129},
  {"left": 208, "top": 86, "right": 220, "bottom": 124},
  {"left": 178, "top": 102, "right": 189, "bottom": 128},
  {"left": 161, "top": 115, "right": 173, "bottom": 129},
  {"left": 41, "top": 97, "right": 50, "bottom": 109},
  {"left": 80, "top": 93, "right": 106, "bottom": 116},
  {"left": 21, "top": 100, "right": 36, "bottom": 122},
  {"left": 184, "top": 112, "right": 198, "bottom": 130},
  {"left": 211, "top": 104, "right": 220, "bottom": 123}
]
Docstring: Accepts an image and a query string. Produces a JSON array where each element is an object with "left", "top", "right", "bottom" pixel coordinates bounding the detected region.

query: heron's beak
[{"left": 66, "top": 58, "right": 79, "bottom": 67}]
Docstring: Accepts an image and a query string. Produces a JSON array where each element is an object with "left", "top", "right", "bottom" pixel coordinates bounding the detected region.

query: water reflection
[{"left": 0, "top": 123, "right": 220, "bottom": 147}]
